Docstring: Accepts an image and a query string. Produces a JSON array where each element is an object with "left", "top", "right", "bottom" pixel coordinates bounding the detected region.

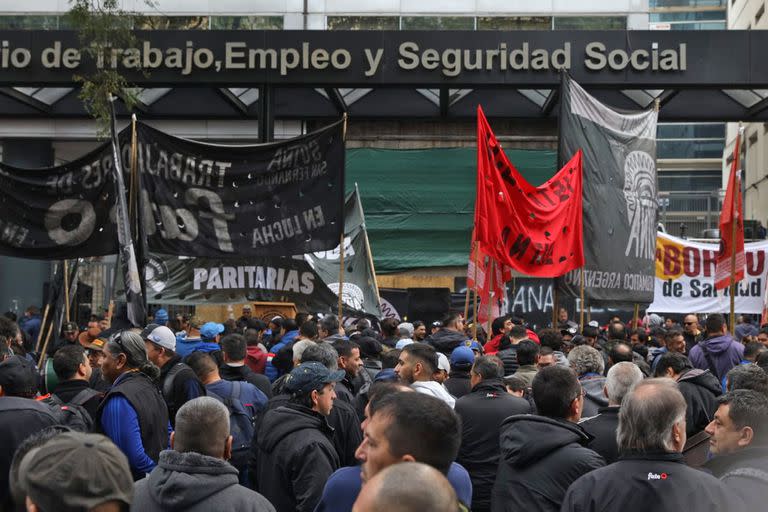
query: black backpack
[
  {"left": 41, "top": 388, "right": 101, "bottom": 432},
  {"left": 208, "top": 381, "right": 255, "bottom": 470}
]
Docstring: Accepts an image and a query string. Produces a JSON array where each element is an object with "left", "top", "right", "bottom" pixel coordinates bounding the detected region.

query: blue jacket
[
  {"left": 176, "top": 336, "right": 221, "bottom": 358},
  {"left": 21, "top": 315, "right": 41, "bottom": 343},
  {"left": 314, "top": 463, "right": 473, "bottom": 512},
  {"left": 264, "top": 330, "right": 299, "bottom": 382}
]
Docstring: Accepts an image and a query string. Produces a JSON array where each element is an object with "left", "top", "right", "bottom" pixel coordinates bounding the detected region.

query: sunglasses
[{"left": 683, "top": 322, "right": 695, "bottom": 325}]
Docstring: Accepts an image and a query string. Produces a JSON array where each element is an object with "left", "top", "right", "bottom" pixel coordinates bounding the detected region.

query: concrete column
[{"left": 0, "top": 139, "right": 54, "bottom": 316}]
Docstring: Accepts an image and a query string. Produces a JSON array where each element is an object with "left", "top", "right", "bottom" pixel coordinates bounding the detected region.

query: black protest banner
[
  {"left": 135, "top": 119, "right": 345, "bottom": 259},
  {"left": 0, "top": 134, "right": 131, "bottom": 259}
]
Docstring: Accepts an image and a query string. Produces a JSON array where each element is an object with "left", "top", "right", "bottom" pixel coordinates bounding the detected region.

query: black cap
[
  {"left": 0, "top": 355, "right": 38, "bottom": 397},
  {"left": 284, "top": 362, "right": 345, "bottom": 395},
  {"left": 62, "top": 322, "right": 78, "bottom": 333},
  {"left": 140, "top": 323, "right": 160, "bottom": 340}
]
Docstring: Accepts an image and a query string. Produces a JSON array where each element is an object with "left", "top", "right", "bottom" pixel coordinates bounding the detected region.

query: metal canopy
[{"left": 0, "top": 30, "right": 766, "bottom": 122}]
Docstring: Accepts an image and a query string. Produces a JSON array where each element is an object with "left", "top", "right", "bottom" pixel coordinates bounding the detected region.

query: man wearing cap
[
  {"left": 153, "top": 308, "right": 169, "bottom": 327},
  {"left": 176, "top": 321, "right": 224, "bottom": 358},
  {"left": 144, "top": 325, "right": 206, "bottom": 427},
  {"left": 252, "top": 361, "right": 344, "bottom": 512},
  {"left": 47, "top": 321, "right": 80, "bottom": 357},
  {"left": 445, "top": 345, "right": 475, "bottom": 399},
  {"left": 84, "top": 336, "right": 111, "bottom": 393},
  {"left": 17, "top": 431, "right": 134, "bottom": 512},
  {"left": 0, "top": 356, "right": 59, "bottom": 509}
]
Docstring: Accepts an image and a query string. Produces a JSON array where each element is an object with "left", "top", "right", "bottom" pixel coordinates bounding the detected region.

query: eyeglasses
[
  {"left": 110, "top": 332, "right": 127, "bottom": 354},
  {"left": 683, "top": 322, "right": 695, "bottom": 325}
]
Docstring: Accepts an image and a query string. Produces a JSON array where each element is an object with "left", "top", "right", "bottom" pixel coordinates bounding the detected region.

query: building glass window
[
  {"left": 0, "top": 15, "right": 60, "bottom": 30},
  {"left": 650, "top": 10, "right": 726, "bottom": 22},
  {"left": 137, "top": 16, "right": 210, "bottom": 30},
  {"left": 657, "top": 140, "right": 725, "bottom": 159},
  {"left": 650, "top": 0, "right": 725, "bottom": 7},
  {"left": 327, "top": 16, "right": 399, "bottom": 30},
  {"left": 401, "top": 16, "right": 475, "bottom": 30},
  {"left": 211, "top": 16, "right": 283, "bottom": 30},
  {"left": 553, "top": 16, "right": 627, "bottom": 30},
  {"left": 477, "top": 16, "right": 552, "bottom": 30}
]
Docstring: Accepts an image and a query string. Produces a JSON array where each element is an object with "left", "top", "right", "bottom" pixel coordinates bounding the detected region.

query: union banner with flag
[
  {"left": 715, "top": 132, "right": 745, "bottom": 290},
  {"left": 475, "top": 106, "right": 584, "bottom": 278}
]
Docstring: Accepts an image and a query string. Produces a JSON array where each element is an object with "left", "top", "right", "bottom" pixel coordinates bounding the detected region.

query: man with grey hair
[
  {"left": 561, "top": 379, "right": 735, "bottom": 512},
  {"left": 133, "top": 396, "right": 276, "bottom": 511},
  {"left": 352, "top": 462, "right": 458, "bottom": 512},
  {"left": 580, "top": 362, "right": 644, "bottom": 463},
  {"left": 725, "top": 364, "right": 768, "bottom": 394},
  {"left": 568, "top": 345, "right": 608, "bottom": 418}
]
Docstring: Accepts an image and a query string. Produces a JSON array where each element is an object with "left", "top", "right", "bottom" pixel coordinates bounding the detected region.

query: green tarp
[{"left": 346, "top": 147, "right": 557, "bottom": 273}]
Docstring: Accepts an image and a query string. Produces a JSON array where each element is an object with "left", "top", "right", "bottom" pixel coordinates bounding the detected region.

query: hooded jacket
[
  {"left": 251, "top": 404, "right": 339, "bottom": 512},
  {"left": 491, "top": 415, "right": 605, "bottom": 512},
  {"left": 561, "top": 452, "right": 735, "bottom": 512},
  {"left": 426, "top": 328, "right": 469, "bottom": 355},
  {"left": 689, "top": 334, "right": 744, "bottom": 382},
  {"left": 677, "top": 368, "right": 721, "bottom": 437},
  {"left": 245, "top": 346, "right": 267, "bottom": 375},
  {"left": 704, "top": 444, "right": 768, "bottom": 511},
  {"left": 455, "top": 379, "right": 531, "bottom": 511},
  {"left": 132, "top": 450, "right": 275, "bottom": 512},
  {"left": 411, "top": 380, "right": 456, "bottom": 408},
  {"left": 579, "top": 375, "right": 609, "bottom": 419}
]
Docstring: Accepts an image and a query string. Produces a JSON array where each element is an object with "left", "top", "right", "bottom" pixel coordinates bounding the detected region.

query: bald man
[{"left": 352, "top": 462, "right": 458, "bottom": 512}]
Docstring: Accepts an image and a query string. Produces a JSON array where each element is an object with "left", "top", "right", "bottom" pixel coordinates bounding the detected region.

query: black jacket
[
  {"left": 445, "top": 370, "right": 472, "bottom": 399},
  {"left": 220, "top": 363, "right": 272, "bottom": 399},
  {"left": 580, "top": 406, "right": 620, "bottom": 464},
  {"left": 53, "top": 378, "right": 103, "bottom": 422},
  {"left": 158, "top": 355, "right": 205, "bottom": 426},
  {"left": 704, "top": 445, "right": 768, "bottom": 511},
  {"left": 677, "top": 368, "right": 720, "bottom": 437},
  {"left": 89, "top": 367, "right": 111, "bottom": 393},
  {"left": 562, "top": 452, "right": 736, "bottom": 512},
  {"left": 0, "top": 397, "right": 59, "bottom": 509},
  {"left": 491, "top": 415, "right": 605, "bottom": 512},
  {"left": 497, "top": 346, "right": 519, "bottom": 377},
  {"left": 251, "top": 403, "right": 339, "bottom": 512},
  {"left": 334, "top": 376, "right": 356, "bottom": 405},
  {"left": 455, "top": 379, "right": 531, "bottom": 512},
  {"left": 426, "top": 328, "right": 468, "bottom": 355}
]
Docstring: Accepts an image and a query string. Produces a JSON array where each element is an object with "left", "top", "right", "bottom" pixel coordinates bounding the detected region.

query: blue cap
[
  {"left": 200, "top": 322, "right": 225, "bottom": 340},
  {"left": 450, "top": 346, "right": 475, "bottom": 367},
  {"left": 469, "top": 341, "right": 484, "bottom": 353},
  {"left": 284, "top": 361, "right": 345, "bottom": 395},
  {"left": 154, "top": 308, "right": 168, "bottom": 324}
]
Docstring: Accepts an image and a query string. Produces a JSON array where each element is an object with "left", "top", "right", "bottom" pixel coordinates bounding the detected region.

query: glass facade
[
  {"left": 327, "top": 14, "right": 626, "bottom": 30},
  {"left": 0, "top": 14, "right": 284, "bottom": 30}
]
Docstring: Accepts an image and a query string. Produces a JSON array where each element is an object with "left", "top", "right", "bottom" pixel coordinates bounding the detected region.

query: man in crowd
[
  {"left": 654, "top": 352, "right": 720, "bottom": 436},
  {"left": 47, "top": 321, "right": 80, "bottom": 356},
  {"left": 20, "top": 306, "right": 41, "bottom": 344},
  {"left": 538, "top": 329, "right": 568, "bottom": 367},
  {"left": 144, "top": 325, "right": 205, "bottom": 426},
  {"left": 176, "top": 320, "right": 223, "bottom": 358},
  {"left": 0, "top": 356, "right": 59, "bottom": 508},
  {"left": 581, "top": 362, "right": 644, "bottom": 463},
  {"left": 537, "top": 347, "right": 557, "bottom": 370},
  {"left": 689, "top": 313, "right": 744, "bottom": 383},
  {"left": 50, "top": 344, "right": 103, "bottom": 421},
  {"left": 317, "top": 391, "right": 470, "bottom": 511},
  {"left": 426, "top": 312, "right": 468, "bottom": 355},
  {"left": 332, "top": 339, "right": 365, "bottom": 404},
  {"left": 735, "top": 314, "right": 759, "bottom": 342},
  {"left": 483, "top": 316, "right": 513, "bottom": 355},
  {"left": 456, "top": 356, "right": 530, "bottom": 512},
  {"left": 568, "top": 345, "right": 608, "bottom": 418},
  {"left": 133, "top": 396, "right": 276, "bottom": 511},
  {"left": 395, "top": 343, "right": 455, "bottom": 408},
  {"left": 237, "top": 304, "right": 253, "bottom": 328},
  {"left": 758, "top": 326, "right": 768, "bottom": 348},
  {"left": 497, "top": 325, "right": 528, "bottom": 376},
  {"left": 561, "top": 379, "right": 734, "bottom": 511},
  {"left": 412, "top": 321, "right": 427, "bottom": 342},
  {"left": 318, "top": 315, "right": 346, "bottom": 345},
  {"left": 704, "top": 389, "right": 768, "bottom": 510},
  {"left": 17, "top": 431, "right": 134, "bottom": 512},
  {"left": 650, "top": 329, "right": 686, "bottom": 372},
  {"left": 444, "top": 345, "right": 474, "bottom": 399},
  {"left": 352, "top": 462, "right": 458, "bottom": 512},
  {"left": 512, "top": 340, "right": 540, "bottom": 386},
  {"left": 725, "top": 364, "right": 768, "bottom": 394},
  {"left": 219, "top": 333, "right": 272, "bottom": 399},
  {"left": 492, "top": 366, "right": 605, "bottom": 512},
  {"left": 153, "top": 308, "right": 169, "bottom": 327},
  {"left": 252, "top": 361, "right": 344, "bottom": 511}
]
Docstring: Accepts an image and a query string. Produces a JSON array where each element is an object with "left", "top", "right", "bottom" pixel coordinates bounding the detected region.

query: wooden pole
[
  {"left": 579, "top": 268, "right": 585, "bottom": 328},
  {"left": 37, "top": 320, "right": 55, "bottom": 368},
  {"left": 587, "top": 305, "right": 592, "bottom": 323},
  {"left": 464, "top": 242, "right": 475, "bottom": 322},
  {"left": 486, "top": 259, "right": 495, "bottom": 337},
  {"left": 128, "top": 114, "right": 138, "bottom": 223},
  {"left": 35, "top": 304, "right": 50, "bottom": 353},
  {"left": 729, "top": 126, "right": 743, "bottom": 336},
  {"left": 63, "top": 260, "right": 70, "bottom": 323},
  {"left": 355, "top": 183, "right": 381, "bottom": 304},
  {"left": 633, "top": 303, "right": 640, "bottom": 328}
]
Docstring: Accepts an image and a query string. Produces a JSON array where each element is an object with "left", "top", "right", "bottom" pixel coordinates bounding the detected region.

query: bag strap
[
  {"left": 229, "top": 381, "right": 241, "bottom": 402},
  {"left": 162, "top": 363, "right": 185, "bottom": 398},
  {"left": 699, "top": 344, "right": 720, "bottom": 379},
  {"left": 69, "top": 388, "right": 101, "bottom": 406}
]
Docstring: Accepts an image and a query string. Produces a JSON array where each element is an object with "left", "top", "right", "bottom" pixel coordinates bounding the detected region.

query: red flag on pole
[
  {"left": 715, "top": 133, "right": 745, "bottom": 290},
  {"left": 467, "top": 233, "right": 505, "bottom": 324},
  {"left": 475, "top": 106, "right": 584, "bottom": 277}
]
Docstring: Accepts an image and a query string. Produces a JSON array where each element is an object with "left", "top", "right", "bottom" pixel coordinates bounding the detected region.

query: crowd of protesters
[{"left": 1, "top": 303, "right": 768, "bottom": 511}]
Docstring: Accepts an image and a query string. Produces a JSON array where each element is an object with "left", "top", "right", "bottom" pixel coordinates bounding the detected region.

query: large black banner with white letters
[
  {"left": 0, "top": 137, "right": 124, "bottom": 259},
  {"left": 136, "top": 120, "right": 345, "bottom": 258}
]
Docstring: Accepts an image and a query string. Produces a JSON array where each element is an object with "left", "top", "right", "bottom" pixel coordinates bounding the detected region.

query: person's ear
[
  {"left": 311, "top": 388, "right": 320, "bottom": 408},
  {"left": 170, "top": 432, "right": 175, "bottom": 450},
  {"left": 26, "top": 496, "right": 39, "bottom": 512},
  {"left": 665, "top": 367, "right": 675, "bottom": 379},
  {"left": 738, "top": 426, "right": 755, "bottom": 448},
  {"left": 400, "top": 454, "right": 416, "bottom": 463},
  {"left": 414, "top": 362, "right": 422, "bottom": 377},
  {"left": 603, "top": 386, "right": 609, "bottom": 399},
  {"left": 671, "top": 421, "right": 686, "bottom": 451},
  {"left": 224, "top": 435, "right": 233, "bottom": 461}
]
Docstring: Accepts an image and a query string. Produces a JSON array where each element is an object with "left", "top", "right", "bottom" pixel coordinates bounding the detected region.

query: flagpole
[
  {"left": 337, "top": 113, "right": 348, "bottom": 321},
  {"left": 355, "top": 183, "right": 381, "bottom": 305},
  {"left": 464, "top": 241, "right": 475, "bottom": 322},
  {"left": 579, "top": 268, "right": 585, "bottom": 328},
  {"left": 128, "top": 114, "right": 138, "bottom": 225},
  {"left": 472, "top": 263, "right": 479, "bottom": 341},
  {"left": 552, "top": 281, "right": 559, "bottom": 327},
  {"left": 729, "top": 125, "right": 743, "bottom": 336},
  {"left": 633, "top": 303, "right": 640, "bottom": 328},
  {"left": 486, "top": 259, "right": 495, "bottom": 337},
  {"left": 63, "top": 259, "right": 70, "bottom": 323}
]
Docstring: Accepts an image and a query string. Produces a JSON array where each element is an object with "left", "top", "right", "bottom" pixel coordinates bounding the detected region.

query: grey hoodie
[
  {"left": 411, "top": 380, "right": 456, "bottom": 408},
  {"left": 132, "top": 450, "right": 275, "bottom": 512}
]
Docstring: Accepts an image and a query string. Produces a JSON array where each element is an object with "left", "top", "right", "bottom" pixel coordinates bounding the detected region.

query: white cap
[
  {"left": 146, "top": 326, "right": 176, "bottom": 351},
  {"left": 437, "top": 352, "right": 451, "bottom": 373}
]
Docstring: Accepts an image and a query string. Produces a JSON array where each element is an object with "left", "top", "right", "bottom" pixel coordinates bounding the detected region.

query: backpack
[
  {"left": 41, "top": 388, "right": 101, "bottom": 432},
  {"left": 208, "top": 381, "right": 255, "bottom": 470}
]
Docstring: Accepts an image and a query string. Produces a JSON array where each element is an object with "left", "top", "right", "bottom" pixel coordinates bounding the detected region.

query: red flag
[
  {"left": 715, "top": 133, "right": 745, "bottom": 290},
  {"left": 467, "top": 237, "right": 505, "bottom": 324},
  {"left": 475, "top": 106, "right": 584, "bottom": 277}
]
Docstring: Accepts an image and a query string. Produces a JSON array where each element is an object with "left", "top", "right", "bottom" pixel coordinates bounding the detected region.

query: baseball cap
[
  {"left": 0, "top": 356, "right": 38, "bottom": 397},
  {"left": 561, "top": 326, "right": 578, "bottom": 336},
  {"left": 469, "top": 341, "right": 484, "bottom": 354},
  {"left": 588, "top": 320, "right": 600, "bottom": 328},
  {"left": 200, "top": 322, "right": 225, "bottom": 340},
  {"left": 146, "top": 326, "right": 176, "bottom": 351},
  {"left": 62, "top": 322, "right": 78, "bottom": 333},
  {"left": 450, "top": 346, "right": 475, "bottom": 368},
  {"left": 85, "top": 337, "right": 106, "bottom": 352},
  {"left": 431, "top": 320, "right": 443, "bottom": 328},
  {"left": 284, "top": 361, "right": 345, "bottom": 395},
  {"left": 395, "top": 338, "right": 414, "bottom": 350},
  {"left": 18, "top": 432, "right": 133, "bottom": 512},
  {"left": 153, "top": 308, "right": 169, "bottom": 324},
  {"left": 437, "top": 352, "right": 451, "bottom": 373}
]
